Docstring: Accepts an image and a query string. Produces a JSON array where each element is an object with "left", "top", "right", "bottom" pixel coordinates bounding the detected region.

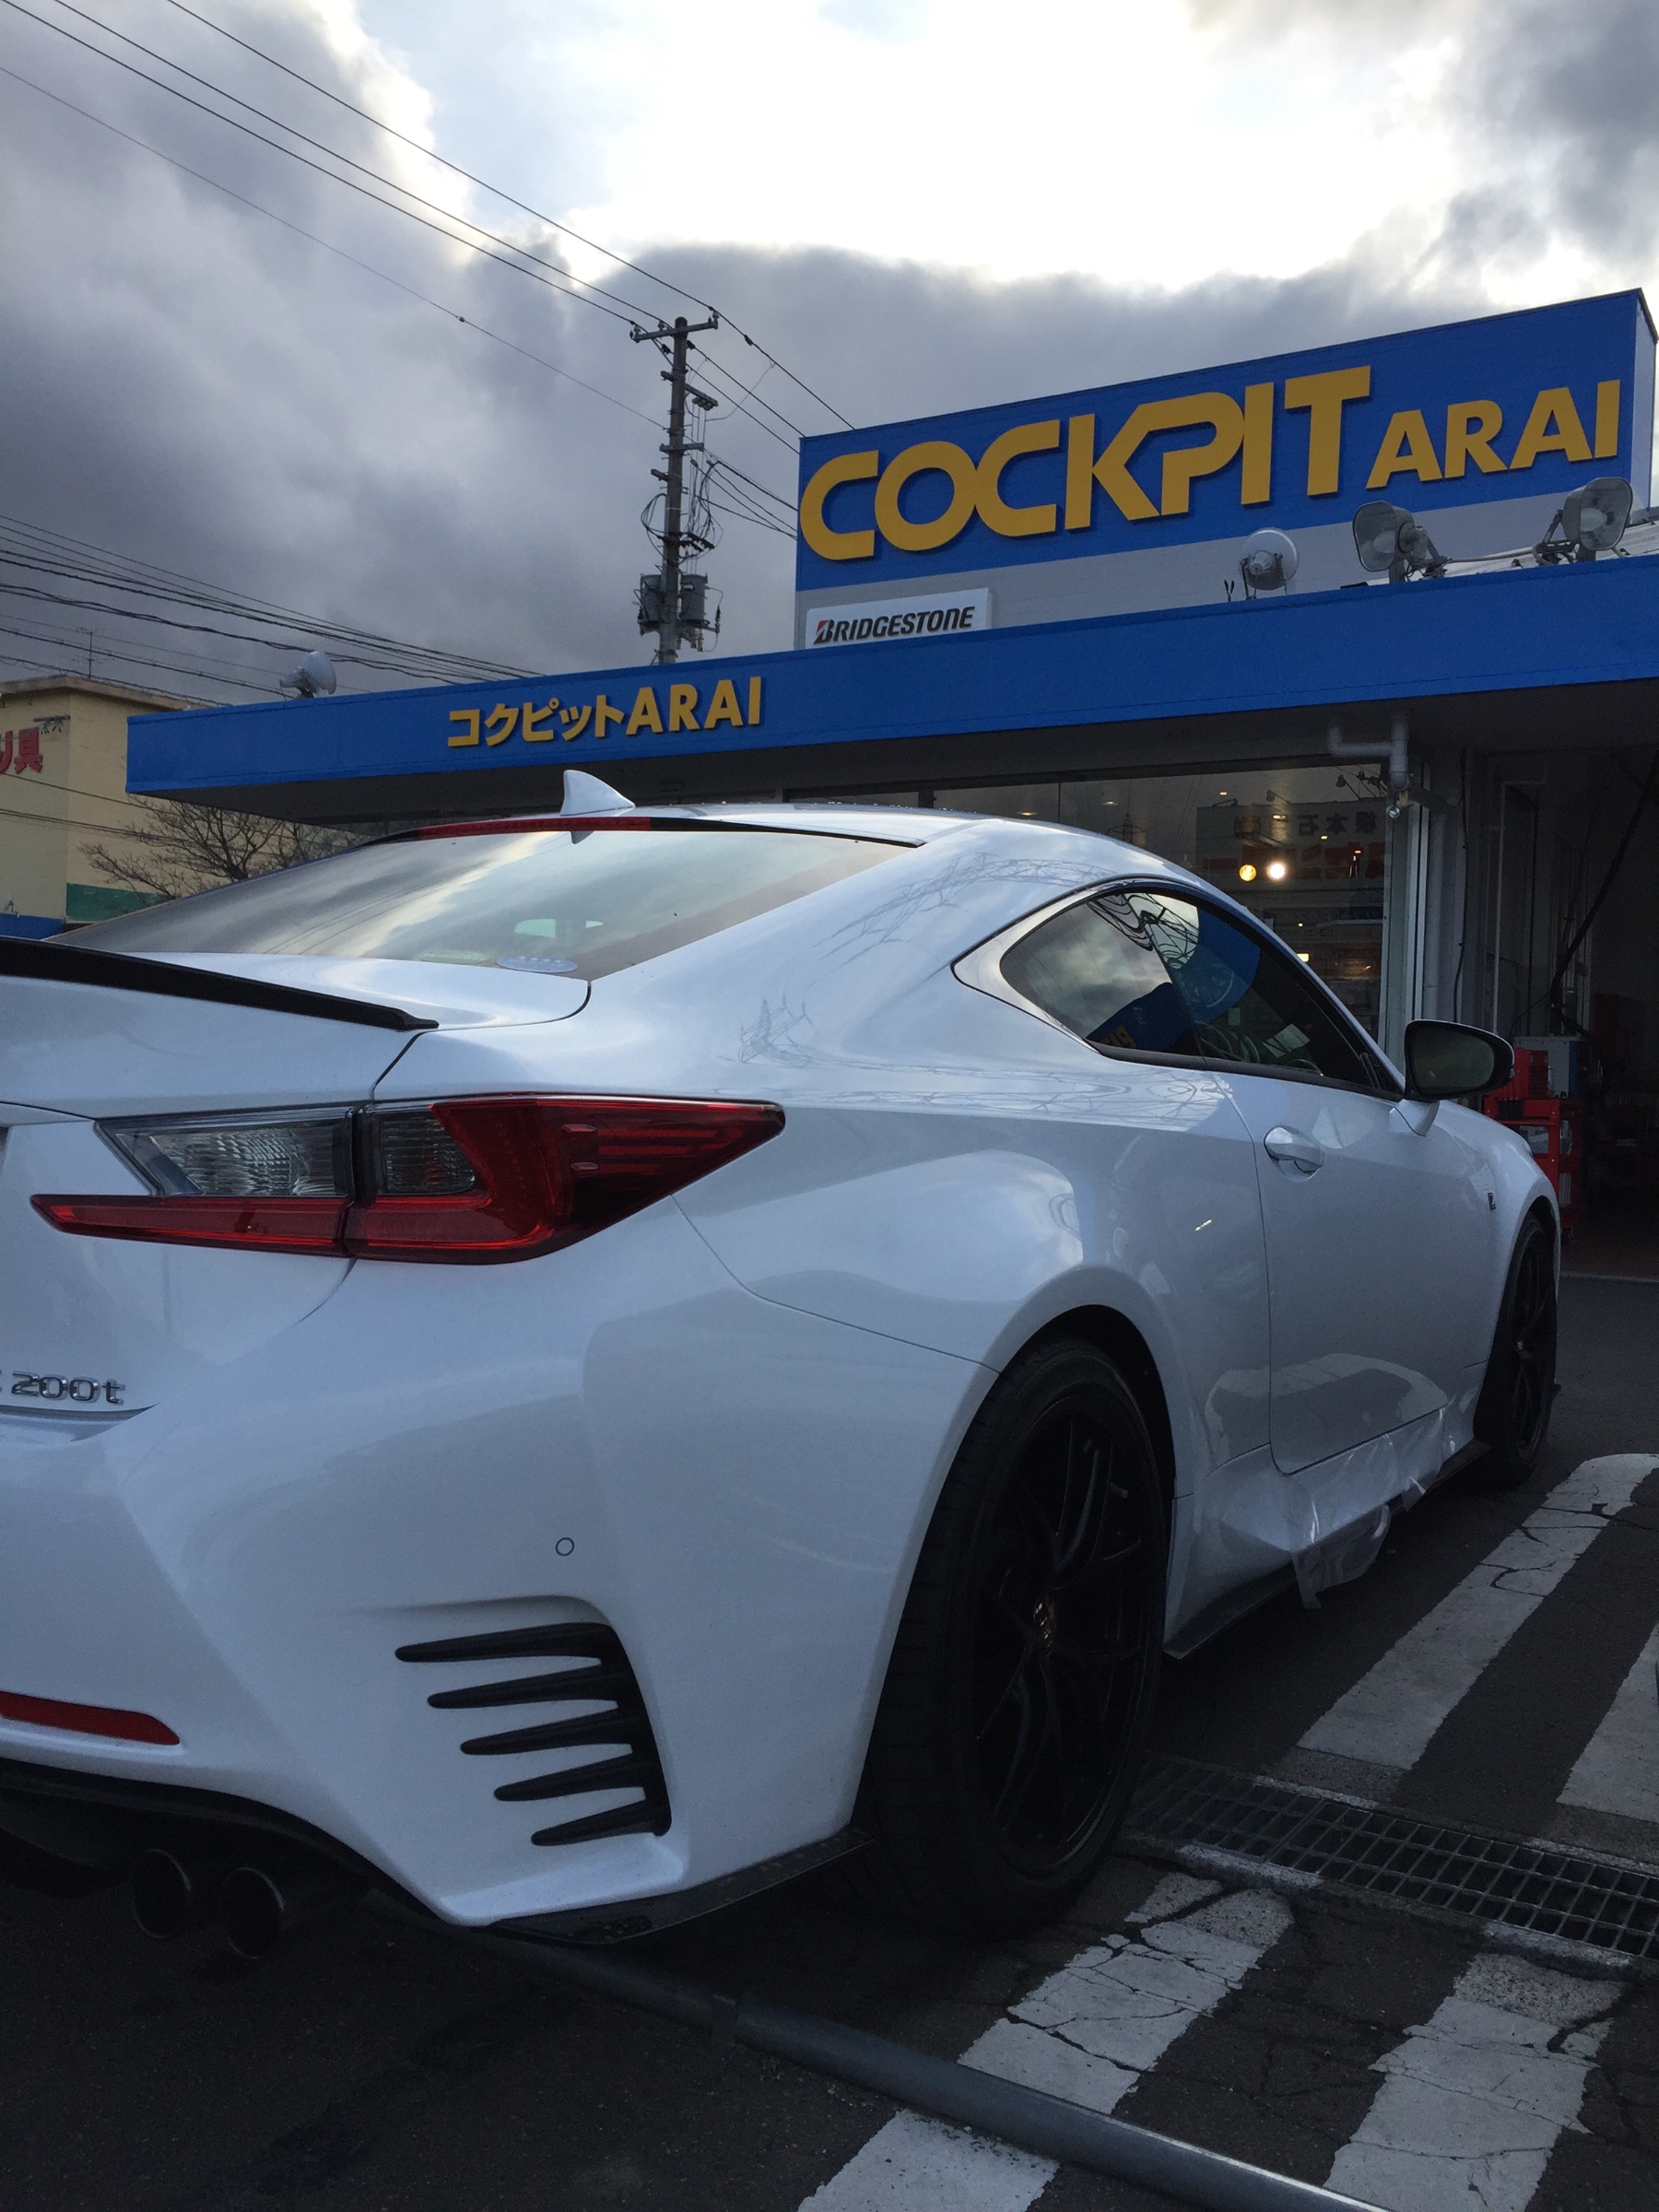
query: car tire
[
  {"left": 1469, "top": 1214, "right": 1558, "bottom": 1491},
  {"left": 857, "top": 1337, "right": 1167, "bottom": 1936}
]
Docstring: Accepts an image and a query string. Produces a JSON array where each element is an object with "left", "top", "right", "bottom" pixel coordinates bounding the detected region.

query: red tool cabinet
[{"left": 1483, "top": 1051, "right": 1581, "bottom": 1231}]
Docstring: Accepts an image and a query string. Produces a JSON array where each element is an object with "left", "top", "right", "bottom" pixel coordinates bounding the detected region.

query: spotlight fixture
[
  {"left": 1238, "top": 863, "right": 1258, "bottom": 882},
  {"left": 1352, "top": 501, "right": 1446, "bottom": 582},
  {"left": 1238, "top": 528, "right": 1300, "bottom": 598},
  {"left": 282, "top": 649, "right": 336, "bottom": 698},
  {"left": 1265, "top": 859, "right": 1288, "bottom": 881},
  {"left": 1535, "top": 476, "right": 1633, "bottom": 564}
]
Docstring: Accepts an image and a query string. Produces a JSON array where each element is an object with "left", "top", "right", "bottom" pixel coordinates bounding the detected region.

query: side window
[
  {"left": 999, "top": 892, "right": 1204, "bottom": 1059},
  {"left": 1127, "top": 889, "right": 1388, "bottom": 1092}
]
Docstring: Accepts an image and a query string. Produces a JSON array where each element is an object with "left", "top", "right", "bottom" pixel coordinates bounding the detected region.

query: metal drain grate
[{"left": 1124, "top": 1757, "right": 1659, "bottom": 1962}]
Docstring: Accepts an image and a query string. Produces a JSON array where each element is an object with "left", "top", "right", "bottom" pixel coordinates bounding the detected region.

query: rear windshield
[{"left": 71, "top": 825, "right": 901, "bottom": 982}]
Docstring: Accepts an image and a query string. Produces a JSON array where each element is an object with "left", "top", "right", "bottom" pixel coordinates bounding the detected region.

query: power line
[
  {"left": 0, "top": 56, "right": 662, "bottom": 439},
  {"left": 9, "top": 0, "right": 825, "bottom": 505},
  {"left": 0, "top": 606, "right": 287, "bottom": 695},
  {"left": 159, "top": 0, "right": 856, "bottom": 431},
  {"left": 0, "top": 512, "right": 534, "bottom": 684},
  {"left": 0, "top": 572, "right": 523, "bottom": 683},
  {"left": 707, "top": 456, "right": 796, "bottom": 514},
  {"left": 2, "top": 2, "right": 813, "bottom": 691},
  {"left": 0, "top": 53, "right": 789, "bottom": 609},
  {"left": 2, "top": 0, "right": 652, "bottom": 324},
  {"left": 42, "top": 0, "right": 683, "bottom": 334},
  {"left": 0, "top": 503, "right": 539, "bottom": 686}
]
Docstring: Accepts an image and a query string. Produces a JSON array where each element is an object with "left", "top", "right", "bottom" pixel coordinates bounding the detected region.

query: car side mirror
[{"left": 1402, "top": 1020, "right": 1514, "bottom": 1101}]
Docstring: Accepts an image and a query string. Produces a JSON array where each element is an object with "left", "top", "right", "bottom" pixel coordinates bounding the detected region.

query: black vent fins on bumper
[{"left": 396, "top": 1621, "right": 671, "bottom": 1847}]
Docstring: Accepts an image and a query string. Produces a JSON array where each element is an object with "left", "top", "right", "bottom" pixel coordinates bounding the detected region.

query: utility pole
[{"left": 631, "top": 312, "right": 720, "bottom": 662}]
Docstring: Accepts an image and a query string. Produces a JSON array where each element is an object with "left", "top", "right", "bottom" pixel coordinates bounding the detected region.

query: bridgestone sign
[{"left": 804, "top": 589, "right": 991, "bottom": 648}]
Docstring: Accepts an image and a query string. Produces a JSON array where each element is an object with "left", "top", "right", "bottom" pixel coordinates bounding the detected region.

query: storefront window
[{"left": 933, "top": 763, "right": 1389, "bottom": 1037}]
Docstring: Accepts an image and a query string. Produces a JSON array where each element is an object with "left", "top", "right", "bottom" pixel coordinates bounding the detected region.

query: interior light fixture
[
  {"left": 1352, "top": 501, "right": 1446, "bottom": 582},
  {"left": 1536, "top": 476, "right": 1633, "bottom": 564}
]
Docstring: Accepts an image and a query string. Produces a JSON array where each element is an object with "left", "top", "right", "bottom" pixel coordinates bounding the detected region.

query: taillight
[{"left": 33, "top": 1098, "right": 782, "bottom": 1264}]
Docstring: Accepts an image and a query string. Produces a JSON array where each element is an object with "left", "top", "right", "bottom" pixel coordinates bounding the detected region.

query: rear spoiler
[{"left": 0, "top": 938, "right": 437, "bottom": 1033}]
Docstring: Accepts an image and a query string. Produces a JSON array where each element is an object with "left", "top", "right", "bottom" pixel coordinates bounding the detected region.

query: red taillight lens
[
  {"left": 34, "top": 1098, "right": 782, "bottom": 1264},
  {"left": 31, "top": 1196, "right": 347, "bottom": 1254},
  {"left": 344, "top": 1099, "right": 782, "bottom": 1260}
]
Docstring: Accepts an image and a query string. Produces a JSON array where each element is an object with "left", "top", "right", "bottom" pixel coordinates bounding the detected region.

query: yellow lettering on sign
[
  {"left": 1509, "top": 387, "right": 1592, "bottom": 470},
  {"left": 1366, "top": 410, "right": 1442, "bottom": 488},
  {"left": 799, "top": 451, "right": 879, "bottom": 561},
  {"left": 561, "top": 705, "right": 591, "bottom": 740},
  {"left": 523, "top": 699, "right": 559, "bottom": 740},
  {"left": 1158, "top": 394, "right": 1246, "bottom": 516},
  {"left": 485, "top": 704, "right": 519, "bottom": 746},
  {"left": 668, "top": 684, "right": 700, "bottom": 732},
  {"left": 1088, "top": 408, "right": 1160, "bottom": 523},
  {"left": 704, "top": 679, "right": 744, "bottom": 730},
  {"left": 593, "top": 694, "right": 624, "bottom": 738},
  {"left": 875, "top": 441, "right": 979, "bottom": 552},
  {"left": 1594, "top": 379, "right": 1620, "bottom": 459},
  {"left": 1064, "top": 414, "right": 1097, "bottom": 530},
  {"left": 1092, "top": 394, "right": 1248, "bottom": 521},
  {"left": 1443, "top": 402, "right": 1505, "bottom": 478},
  {"left": 1241, "top": 382, "right": 1274, "bottom": 506},
  {"left": 974, "top": 419, "right": 1060, "bottom": 537},
  {"left": 747, "top": 677, "right": 763, "bottom": 725},
  {"left": 447, "top": 709, "right": 480, "bottom": 748},
  {"left": 626, "top": 687, "right": 663, "bottom": 735},
  {"left": 1283, "top": 365, "right": 1371, "bottom": 495}
]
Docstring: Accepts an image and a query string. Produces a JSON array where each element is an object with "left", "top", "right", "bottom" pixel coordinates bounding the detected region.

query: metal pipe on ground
[{"left": 472, "top": 1928, "right": 1385, "bottom": 2212}]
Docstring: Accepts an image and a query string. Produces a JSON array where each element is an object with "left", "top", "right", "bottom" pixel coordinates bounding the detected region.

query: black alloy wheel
[
  {"left": 858, "top": 1339, "right": 1166, "bottom": 1934},
  {"left": 1470, "top": 1214, "right": 1558, "bottom": 1490}
]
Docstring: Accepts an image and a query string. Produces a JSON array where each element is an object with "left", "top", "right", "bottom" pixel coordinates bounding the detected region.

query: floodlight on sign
[
  {"left": 284, "top": 649, "right": 336, "bottom": 697},
  {"left": 1559, "top": 477, "right": 1633, "bottom": 561},
  {"left": 1352, "top": 502, "right": 1445, "bottom": 582},
  {"left": 1238, "top": 528, "right": 1300, "bottom": 597}
]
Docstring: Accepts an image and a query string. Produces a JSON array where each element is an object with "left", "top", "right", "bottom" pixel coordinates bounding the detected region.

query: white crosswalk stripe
[
  {"left": 1559, "top": 1622, "right": 1659, "bottom": 1826},
  {"left": 1326, "top": 1951, "right": 1619, "bottom": 2212},
  {"left": 797, "top": 1876, "right": 1291, "bottom": 2210},
  {"left": 1299, "top": 1455, "right": 1655, "bottom": 1773},
  {"left": 802, "top": 1455, "right": 1656, "bottom": 2212}
]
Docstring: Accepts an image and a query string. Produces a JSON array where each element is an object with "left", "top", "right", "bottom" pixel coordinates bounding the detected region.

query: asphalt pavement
[{"left": 3, "top": 1277, "right": 1657, "bottom": 2212}]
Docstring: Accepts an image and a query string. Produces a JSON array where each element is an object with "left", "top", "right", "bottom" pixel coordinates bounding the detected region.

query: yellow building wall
[{"left": 0, "top": 677, "right": 186, "bottom": 931}]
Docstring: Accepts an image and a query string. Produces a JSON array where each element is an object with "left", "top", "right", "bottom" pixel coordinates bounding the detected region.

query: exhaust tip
[
  {"left": 131, "top": 1847, "right": 201, "bottom": 1940},
  {"left": 221, "top": 1865, "right": 285, "bottom": 1960},
  {"left": 219, "top": 1860, "right": 360, "bottom": 1959}
]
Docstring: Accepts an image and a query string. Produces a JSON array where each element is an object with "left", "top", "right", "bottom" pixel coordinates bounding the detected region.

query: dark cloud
[
  {"left": 1449, "top": 0, "right": 1659, "bottom": 266},
  {"left": 0, "top": 0, "right": 1487, "bottom": 707}
]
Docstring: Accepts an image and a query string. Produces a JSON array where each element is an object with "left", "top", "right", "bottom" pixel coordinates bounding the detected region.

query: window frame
[{"left": 957, "top": 877, "right": 1402, "bottom": 1100}]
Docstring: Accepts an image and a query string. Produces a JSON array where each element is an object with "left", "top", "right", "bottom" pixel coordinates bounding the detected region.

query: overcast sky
[{"left": 0, "top": 0, "right": 1652, "bottom": 699}]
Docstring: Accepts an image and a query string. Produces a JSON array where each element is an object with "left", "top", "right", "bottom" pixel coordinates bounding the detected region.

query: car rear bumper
[{"left": 0, "top": 1203, "right": 982, "bottom": 1922}]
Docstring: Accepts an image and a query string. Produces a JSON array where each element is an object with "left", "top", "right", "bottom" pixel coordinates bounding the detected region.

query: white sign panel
[{"left": 804, "top": 589, "right": 991, "bottom": 648}]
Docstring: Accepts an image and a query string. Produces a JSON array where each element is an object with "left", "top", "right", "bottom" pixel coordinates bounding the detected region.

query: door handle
[{"left": 1264, "top": 1125, "right": 1324, "bottom": 1174}]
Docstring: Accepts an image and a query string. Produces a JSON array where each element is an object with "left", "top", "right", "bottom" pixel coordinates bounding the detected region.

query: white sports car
[{"left": 0, "top": 776, "right": 1554, "bottom": 1947}]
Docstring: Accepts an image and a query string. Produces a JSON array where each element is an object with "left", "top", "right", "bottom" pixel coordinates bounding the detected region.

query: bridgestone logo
[{"left": 803, "top": 589, "right": 991, "bottom": 649}]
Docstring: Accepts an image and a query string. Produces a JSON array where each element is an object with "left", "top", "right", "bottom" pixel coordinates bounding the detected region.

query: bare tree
[{"left": 86, "top": 799, "right": 356, "bottom": 902}]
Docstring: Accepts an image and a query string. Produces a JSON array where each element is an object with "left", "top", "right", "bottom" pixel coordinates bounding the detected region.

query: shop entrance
[{"left": 1471, "top": 743, "right": 1659, "bottom": 1279}]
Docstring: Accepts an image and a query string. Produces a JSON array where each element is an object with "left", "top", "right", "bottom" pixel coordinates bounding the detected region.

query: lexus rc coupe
[{"left": 0, "top": 776, "right": 1553, "bottom": 1943}]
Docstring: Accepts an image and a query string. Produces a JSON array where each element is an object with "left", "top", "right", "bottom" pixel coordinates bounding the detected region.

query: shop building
[
  {"left": 0, "top": 674, "right": 189, "bottom": 937},
  {"left": 123, "top": 292, "right": 1659, "bottom": 1264}
]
